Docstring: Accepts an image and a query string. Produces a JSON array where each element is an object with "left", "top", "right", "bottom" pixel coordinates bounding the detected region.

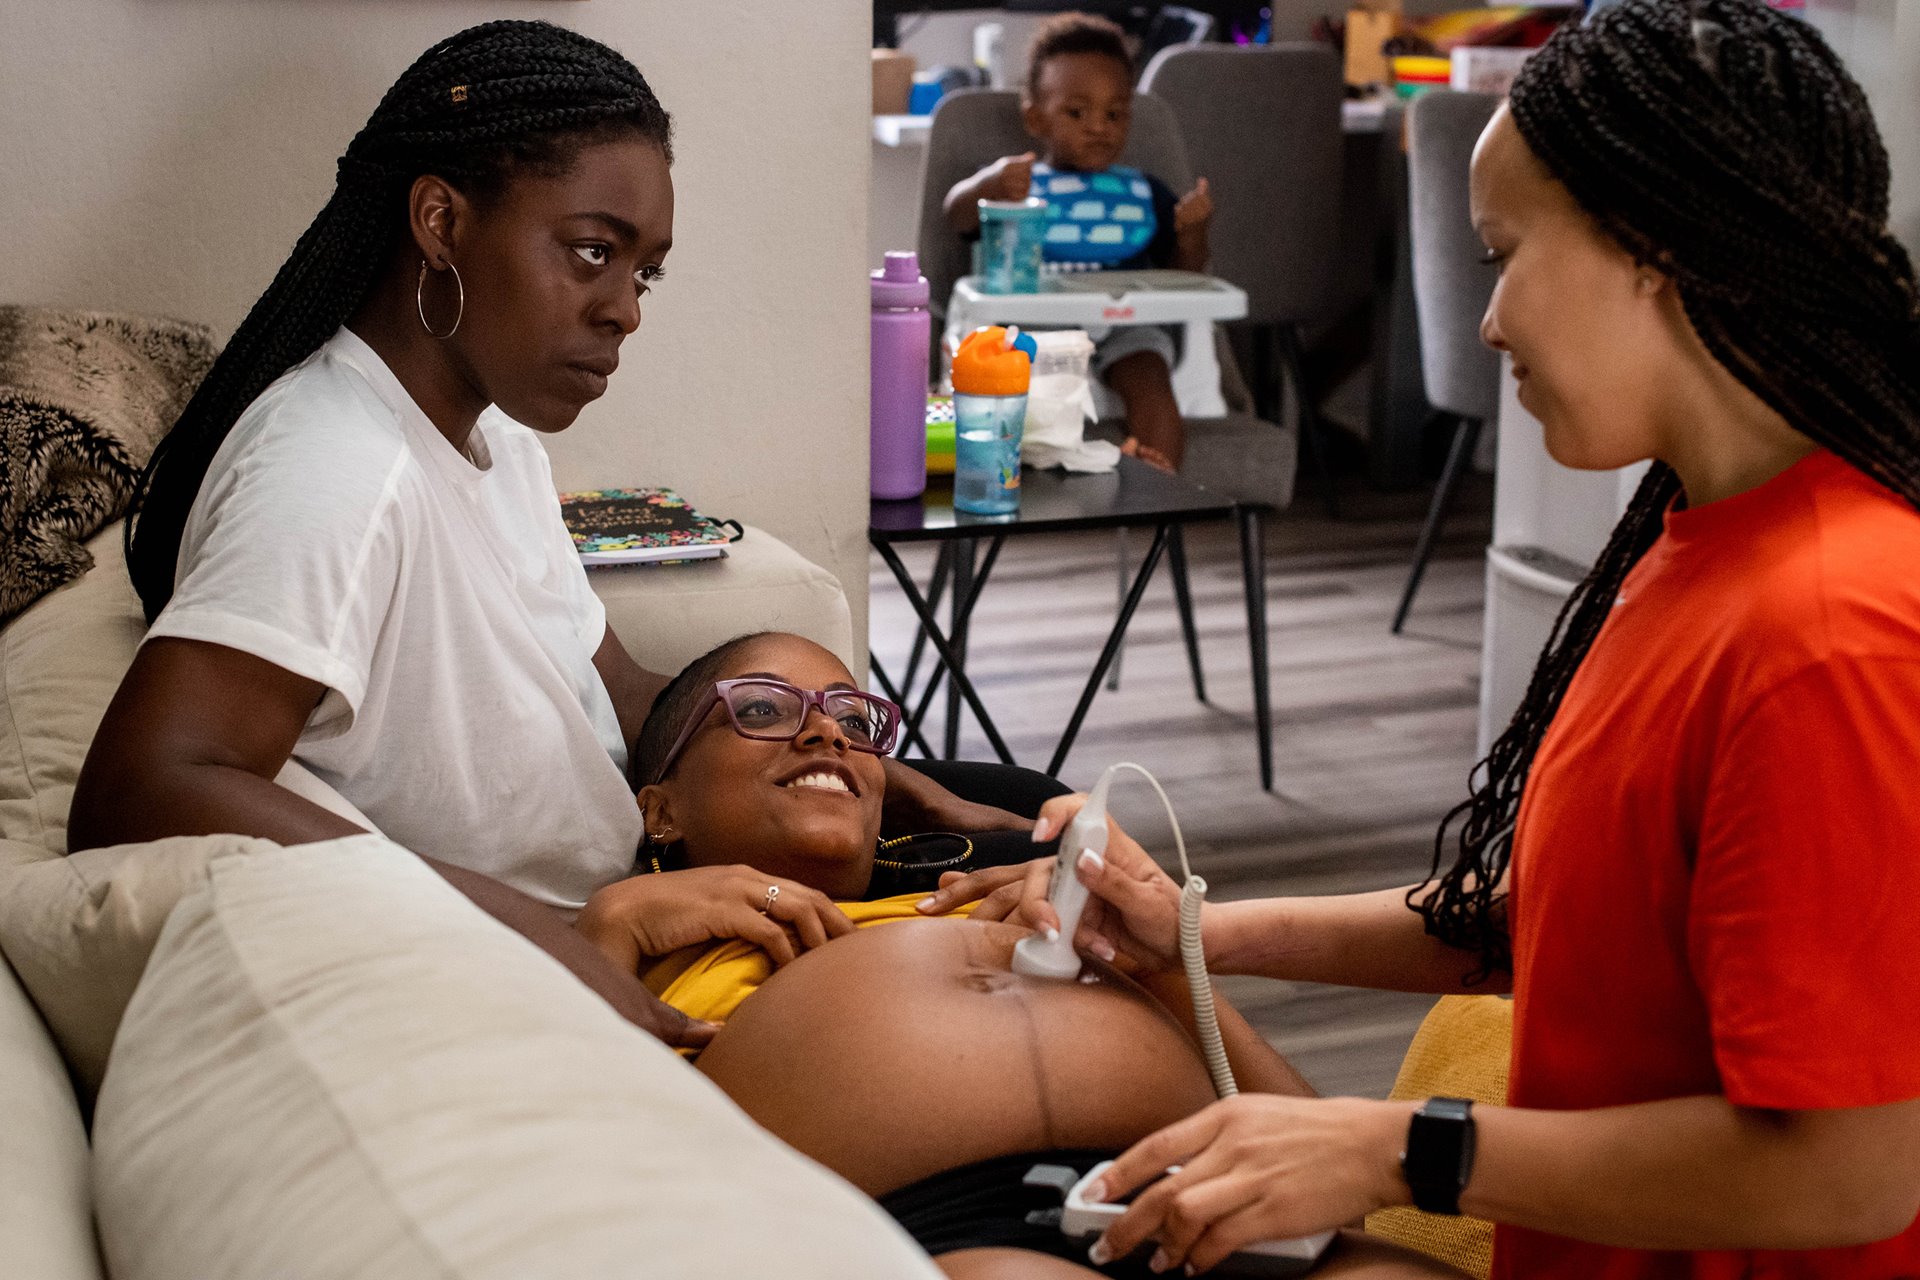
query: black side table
[{"left": 870, "top": 457, "right": 1277, "bottom": 787}]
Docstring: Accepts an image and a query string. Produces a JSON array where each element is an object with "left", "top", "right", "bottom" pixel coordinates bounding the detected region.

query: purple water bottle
[{"left": 870, "top": 250, "right": 932, "bottom": 500}]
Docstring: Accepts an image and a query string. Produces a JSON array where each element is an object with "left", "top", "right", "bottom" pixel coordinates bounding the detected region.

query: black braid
[
  {"left": 125, "top": 20, "right": 672, "bottom": 621},
  {"left": 1410, "top": 0, "right": 1920, "bottom": 981}
]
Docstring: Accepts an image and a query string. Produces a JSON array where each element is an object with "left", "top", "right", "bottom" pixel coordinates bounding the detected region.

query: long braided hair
[
  {"left": 125, "top": 20, "right": 672, "bottom": 621},
  {"left": 1411, "top": 0, "right": 1920, "bottom": 980}
]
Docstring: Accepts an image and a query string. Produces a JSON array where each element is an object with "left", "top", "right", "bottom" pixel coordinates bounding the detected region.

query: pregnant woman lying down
[{"left": 574, "top": 631, "right": 1466, "bottom": 1280}]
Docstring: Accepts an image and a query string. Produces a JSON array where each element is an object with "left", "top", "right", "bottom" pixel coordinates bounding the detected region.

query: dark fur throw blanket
[{"left": 0, "top": 307, "right": 216, "bottom": 620}]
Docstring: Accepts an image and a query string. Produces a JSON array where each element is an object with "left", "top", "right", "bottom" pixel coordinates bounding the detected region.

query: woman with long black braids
[
  {"left": 926, "top": 1, "right": 1920, "bottom": 1273},
  {"left": 66, "top": 21, "right": 1012, "bottom": 1052}
]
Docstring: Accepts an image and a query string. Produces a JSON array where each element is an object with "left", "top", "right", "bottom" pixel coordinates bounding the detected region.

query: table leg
[
  {"left": 901, "top": 542, "right": 954, "bottom": 701},
  {"left": 905, "top": 536, "right": 1004, "bottom": 749},
  {"left": 1106, "top": 529, "right": 1128, "bottom": 693},
  {"left": 867, "top": 651, "right": 940, "bottom": 760},
  {"left": 1167, "top": 524, "right": 1207, "bottom": 704},
  {"left": 944, "top": 539, "right": 975, "bottom": 759},
  {"left": 1238, "top": 507, "right": 1274, "bottom": 792},
  {"left": 871, "top": 536, "right": 1017, "bottom": 766},
  {"left": 1046, "top": 523, "right": 1172, "bottom": 778}
]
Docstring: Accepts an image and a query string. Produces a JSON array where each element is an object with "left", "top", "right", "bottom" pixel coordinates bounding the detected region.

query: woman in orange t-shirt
[{"left": 924, "top": 0, "right": 1920, "bottom": 1274}]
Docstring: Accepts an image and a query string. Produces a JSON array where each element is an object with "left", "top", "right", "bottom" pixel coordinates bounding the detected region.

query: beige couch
[{"left": 0, "top": 522, "right": 948, "bottom": 1280}]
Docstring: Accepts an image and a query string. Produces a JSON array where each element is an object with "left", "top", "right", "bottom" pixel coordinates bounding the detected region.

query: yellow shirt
[{"left": 644, "top": 892, "right": 978, "bottom": 1028}]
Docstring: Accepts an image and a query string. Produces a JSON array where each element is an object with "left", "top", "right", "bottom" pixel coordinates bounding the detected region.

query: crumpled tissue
[{"left": 1018, "top": 330, "right": 1119, "bottom": 473}]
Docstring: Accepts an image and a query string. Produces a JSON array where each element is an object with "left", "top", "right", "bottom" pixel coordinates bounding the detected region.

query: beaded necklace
[{"left": 640, "top": 831, "right": 975, "bottom": 883}]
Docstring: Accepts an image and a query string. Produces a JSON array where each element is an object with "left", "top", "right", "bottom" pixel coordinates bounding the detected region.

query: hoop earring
[{"left": 416, "top": 259, "right": 464, "bottom": 339}]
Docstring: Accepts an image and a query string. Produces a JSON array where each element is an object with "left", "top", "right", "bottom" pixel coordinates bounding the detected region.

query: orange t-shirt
[{"left": 1494, "top": 451, "right": 1920, "bottom": 1279}]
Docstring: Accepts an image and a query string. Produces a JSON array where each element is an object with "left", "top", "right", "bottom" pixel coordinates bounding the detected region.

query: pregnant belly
[{"left": 693, "top": 917, "right": 1219, "bottom": 1196}]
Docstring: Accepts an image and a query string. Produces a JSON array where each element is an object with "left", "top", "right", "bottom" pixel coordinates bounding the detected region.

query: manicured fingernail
[
  {"left": 1043, "top": 925, "right": 1059, "bottom": 942},
  {"left": 915, "top": 897, "right": 936, "bottom": 912},
  {"left": 1150, "top": 1249, "right": 1171, "bottom": 1274},
  {"left": 1186, "top": 1266, "right": 1198, "bottom": 1278},
  {"left": 1082, "top": 1177, "right": 1107, "bottom": 1204},
  {"left": 1092, "top": 937, "right": 1117, "bottom": 962},
  {"left": 1032, "top": 818, "right": 1053, "bottom": 842},
  {"left": 1088, "top": 1238, "right": 1112, "bottom": 1266}
]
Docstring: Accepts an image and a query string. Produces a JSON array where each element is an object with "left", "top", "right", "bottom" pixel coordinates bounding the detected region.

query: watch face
[{"left": 1404, "top": 1099, "right": 1475, "bottom": 1215}]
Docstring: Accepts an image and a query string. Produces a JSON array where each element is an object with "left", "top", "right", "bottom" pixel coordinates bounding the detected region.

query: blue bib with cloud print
[{"left": 1028, "top": 162, "right": 1157, "bottom": 266}]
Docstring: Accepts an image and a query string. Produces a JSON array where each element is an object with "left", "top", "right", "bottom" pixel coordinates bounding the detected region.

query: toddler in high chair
[{"left": 943, "top": 11, "right": 1216, "bottom": 473}]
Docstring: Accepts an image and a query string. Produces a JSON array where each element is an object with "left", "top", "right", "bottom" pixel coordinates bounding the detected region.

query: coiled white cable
[{"left": 1102, "top": 763, "right": 1237, "bottom": 1100}]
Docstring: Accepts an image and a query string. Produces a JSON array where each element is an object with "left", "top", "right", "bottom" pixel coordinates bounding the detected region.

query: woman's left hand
[
  {"left": 917, "top": 858, "right": 1054, "bottom": 921},
  {"left": 577, "top": 866, "right": 854, "bottom": 975},
  {"left": 1087, "top": 1094, "right": 1414, "bottom": 1275}
]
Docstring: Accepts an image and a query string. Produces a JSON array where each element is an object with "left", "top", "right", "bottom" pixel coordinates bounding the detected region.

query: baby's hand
[
  {"left": 983, "top": 151, "right": 1038, "bottom": 202},
  {"left": 1174, "top": 176, "right": 1214, "bottom": 235}
]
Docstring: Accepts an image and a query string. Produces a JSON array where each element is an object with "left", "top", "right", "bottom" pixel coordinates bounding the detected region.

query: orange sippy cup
[{"left": 950, "top": 327, "right": 1035, "bottom": 516}]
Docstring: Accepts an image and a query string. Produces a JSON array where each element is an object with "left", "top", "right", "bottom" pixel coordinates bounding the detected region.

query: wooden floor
[{"left": 869, "top": 469, "right": 1495, "bottom": 1099}]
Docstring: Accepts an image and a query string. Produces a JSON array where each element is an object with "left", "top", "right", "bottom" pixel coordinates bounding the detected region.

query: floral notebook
[{"left": 558, "top": 487, "right": 743, "bottom": 566}]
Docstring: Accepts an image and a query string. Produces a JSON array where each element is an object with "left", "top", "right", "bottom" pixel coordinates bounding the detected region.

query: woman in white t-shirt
[{"left": 69, "top": 21, "right": 1013, "bottom": 1050}]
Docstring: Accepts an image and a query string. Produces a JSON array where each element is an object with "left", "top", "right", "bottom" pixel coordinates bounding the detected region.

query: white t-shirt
[{"left": 148, "top": 328, "right": 643, "bottom": 908}]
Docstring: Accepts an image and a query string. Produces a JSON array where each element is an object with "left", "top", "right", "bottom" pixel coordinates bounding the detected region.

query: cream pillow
[
  {"left": 0, "top": 952, "right": 102, "bottom": 1280},
  {"left": 0, "top": 509, "right": 385, "bottom": 1096},
  {"left": 0, "top": 832, "right": 280, "bottom": 1101},
  {"left": 92, "top": 834, "right": 943, "bottom": 1280},
  {"left": 588, "top": 523, "right": 855, "bottom": 674},
  {"left": 0, "top": 763, "right": 374, "bottom": 1101},
  {"left": 0, "top": 523, "right": 143, "bottom": 855}
]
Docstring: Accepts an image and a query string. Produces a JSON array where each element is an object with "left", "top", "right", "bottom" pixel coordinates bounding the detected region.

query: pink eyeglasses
[{"left": 651, "top": 678, "right": 902, "bottom": 784}]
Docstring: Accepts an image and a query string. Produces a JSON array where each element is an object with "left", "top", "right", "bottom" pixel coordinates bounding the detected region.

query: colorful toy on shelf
[
  {"left": 926, "top": 395, "right": 956, "bottom": 475},
  {"left": 1390, "top": 54, "right": 1453, "bottom": 97}
]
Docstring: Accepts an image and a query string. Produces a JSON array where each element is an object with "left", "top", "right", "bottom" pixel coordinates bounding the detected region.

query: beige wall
[{"left": 0, "top": 0, "right": 873, "bottom": 652}]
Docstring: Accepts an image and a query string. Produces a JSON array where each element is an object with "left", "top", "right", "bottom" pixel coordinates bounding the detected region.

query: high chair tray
[{"left": 951, "top": 273, "right": 1248, "bottom": 329}]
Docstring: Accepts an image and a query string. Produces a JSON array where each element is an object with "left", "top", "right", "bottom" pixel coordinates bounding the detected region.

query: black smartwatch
[{"left": 1400, "top": 1097, "right": 1476, "bottom": 1216}]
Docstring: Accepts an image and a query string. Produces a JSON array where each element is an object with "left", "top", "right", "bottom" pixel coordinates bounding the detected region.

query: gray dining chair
[
  {"left": 1391, "top": 89, "right": 1503, "bottom": 634},
  {"left": 1140, "top": 43, "right": 1346, "bottom": 514},
  {"left": 912, "top": 88, "right": 1298, "bottom": 788}
]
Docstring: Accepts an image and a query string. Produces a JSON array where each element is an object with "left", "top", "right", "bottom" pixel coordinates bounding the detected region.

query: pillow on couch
[
  {"left": 92, "top": 834, "right": 942, "bottom": 1280},
  {"left": 0, "top": 950, "right": 101, "bottom": 1280},
  {"left": 0, "top": 519, "right": 372, "bottom": 858},
  {"left": 0, "top": 307, "right": 215, "bottom": 620},
  {"left": 0, "top": 521, "right": 145, "bottom": 855},
  {"left": 0, "top": 832, "right": 281, "bottom": 1102},
  {"left": 0, "top": 515, "right": 385, "bottom": 1104}
]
